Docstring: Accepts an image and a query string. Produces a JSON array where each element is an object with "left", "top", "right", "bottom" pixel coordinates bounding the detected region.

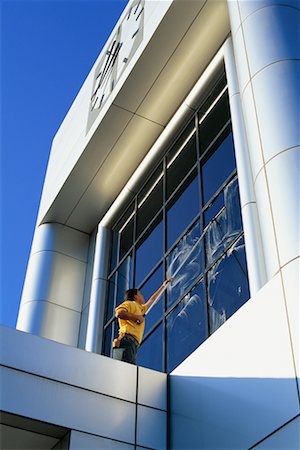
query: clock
[{"left": 87, "top": 0, "right": 145, "bottom": 131}]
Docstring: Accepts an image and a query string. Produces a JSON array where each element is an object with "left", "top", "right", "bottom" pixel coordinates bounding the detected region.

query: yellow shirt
[{"left": 115, "top": 300, "right": 148, "bottom": 344}]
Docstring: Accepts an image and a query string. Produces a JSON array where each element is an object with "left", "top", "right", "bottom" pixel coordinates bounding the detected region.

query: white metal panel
[
  {"left": 252, "top": 60, "right": 300, "bottom": 163},
  {"left": 254, "top": 170, "right": 280, "bottom": 279},
  {"left": 1, "top": 366, "right": 136, "bottom": 445},
  {"left": 170, "top": 274, "right": 300, "bottom": 449},
  {"left": 281, "top": 258, "right": 300, "bottom": 391},
  {"left": 252, "top": 416, "right": 300, "bottom": 449},
  {"left": 20, "top": 250, "right": 87, "bottom": 312},
  {"left": 136, "top": 405, "right": 167, "bottom": 450},
  {"left": 17, "top": 301, "right": 81, "bottom": 346},
  {"left": 232, "top": 27, "right": 250, "bottom": 93},
  {"left": 69, "top": 430, "right": 134, "bottom": 450},
  {"left": 66, "top": 115, "right": 163, "bottom": 231},
  {"left": 0, "top": 325, "right": 138, "bottom": 403},
  {"left": 238, "top": 0, "right": 300, "bottom": 23},
  {"left": 31, "top": 223, "right": 89, "bottom": 262},
  {"left": 137, "top": 366, "right": 167, "bottom": 410},
  {"left": 241, "top": 82, "right": 264, "bottom": 180},
  {"left": 227, "top": 0, "right": 241, "bottom": 35},
  {"left": 266, "top": 147, "right": 300, "bottom": 268},
  {"left": 242, "top": 6, "right": 300, "bottom": 78}
]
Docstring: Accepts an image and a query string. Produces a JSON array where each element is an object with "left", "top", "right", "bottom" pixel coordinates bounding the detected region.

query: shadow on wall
[{"left": 169, "top": 375, "right": 300, "bottom": 450}]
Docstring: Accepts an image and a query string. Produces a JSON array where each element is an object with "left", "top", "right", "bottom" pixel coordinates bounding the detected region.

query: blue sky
[{"left": 1, "top": 0, "right": 128, "bottom": 328}]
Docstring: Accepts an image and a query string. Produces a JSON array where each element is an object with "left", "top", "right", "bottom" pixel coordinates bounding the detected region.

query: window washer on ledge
[{"left": 112, "top": 278, "right": 172, "bottom": 365}]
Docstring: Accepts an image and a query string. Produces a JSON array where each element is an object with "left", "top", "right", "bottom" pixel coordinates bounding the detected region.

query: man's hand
[
  {"left": 162, "top": 278, "right": 172, "bottom": 287},
  {"left": 135, "top": 315, "right": 144, "bottom": 325}
]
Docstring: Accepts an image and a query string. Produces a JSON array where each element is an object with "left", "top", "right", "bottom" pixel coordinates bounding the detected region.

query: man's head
[{"left": 124, "top": 288, "right": 145, "bottom": 305}]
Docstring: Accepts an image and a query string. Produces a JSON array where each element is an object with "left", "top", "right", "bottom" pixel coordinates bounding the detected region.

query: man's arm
[
  {"left": 144, "top": 278, "right": 172, "bottom": 311},
  {"left": 116, "top": 308, "right": 144, "bottom": 324}
]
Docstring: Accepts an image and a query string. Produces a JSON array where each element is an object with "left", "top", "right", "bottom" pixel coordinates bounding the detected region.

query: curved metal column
[
  {"left": 85, "top": 225, "right": 111, "bottom": 353},
  {"left": 16, "top": 223, "right": 89, "bottom": 346},
  {"left": 227, "top": 0, "right": 300, "bottom": 281},
  {"left": 224, "top": 37, "right": 266, "bottom": 295}
]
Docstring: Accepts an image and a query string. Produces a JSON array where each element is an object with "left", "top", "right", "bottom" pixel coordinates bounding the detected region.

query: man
[{"left": 113, "top": 279, "right": 172, "bottom": 364}]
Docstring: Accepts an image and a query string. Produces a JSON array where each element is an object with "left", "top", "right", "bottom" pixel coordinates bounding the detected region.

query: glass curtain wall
[{"left": 102, "top": 72, "right": 250, "bottom": 373}]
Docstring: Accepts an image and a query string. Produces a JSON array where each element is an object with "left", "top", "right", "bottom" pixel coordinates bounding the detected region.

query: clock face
[{"left": 87, "top": 0, "right": 145, "bottom": 131}]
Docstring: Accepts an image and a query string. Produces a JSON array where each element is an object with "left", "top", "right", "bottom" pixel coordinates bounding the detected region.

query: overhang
[{"left": 39, "top": 0, "right": 230, "bottom": 233}]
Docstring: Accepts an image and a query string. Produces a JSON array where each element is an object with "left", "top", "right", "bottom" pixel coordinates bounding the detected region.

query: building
[{"left": 1, "top": 0, "right": 299, "bottom": 448}]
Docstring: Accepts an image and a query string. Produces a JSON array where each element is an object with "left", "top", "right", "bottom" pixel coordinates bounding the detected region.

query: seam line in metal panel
[
  {"left": 31, "top": 248, "right": 88, "bottom": 264},
  {"left": 233, "top": 4, "right": 300, "bottom": 37},
  {"left": 248, "top": 413, "right": 300, "bottom": 449},
  {"left": 0, "top": 363, "right": 166, "bottom": 413},
  {"left": 253, "top": 145, "right": 300, "bottom": 184}
]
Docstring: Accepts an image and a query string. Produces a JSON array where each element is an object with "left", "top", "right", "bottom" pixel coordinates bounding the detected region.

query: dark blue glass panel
[
  {"left": 111, "top": 202, "right": 135, "bottom": 270},
  {"left": 208, "top": 236, "right": 250, "bottom": 334},
  {"left": 137, "top": 324, "right": 163, "bottom": 371},
  {"left": 202, "top": 129, "right": 236, "bottom": 205},
  {"left": 105, "top": 275, "right": 116, "bottom": 323},
  {"left": 140, "top": 265, "right": 164, "bottom": 336},
  {"left": 166, "top": 220, "right": 204, "bottom": 309},
  {"left": 204, "top": 190, "right": 224, "bottom": 226},
  {"left": 115, "top": 254, "right": 134, "bottom": 306},
  {"left": 103, "top": 324, "right": 112, "bottom": 357},
  {"left": 167, "top": 280, "right": 208, "bottom": 372},
  {"left": 137, "top": 164, "right": 163, "bottom": 238},
  {"left": 205, "top": 178, "right": 242, "bottom": 267},
  {"left": 167, "top": 170, "right": 200, "bottom": 249},
  {"left": 199, "top": 89, "right": 230, "bottom": 153},
  {"left": 135, "top": 214, "right": 163, "bottom": 286},
  {"left": 167, "top": 121, "right": 197, "bottom": 199}
]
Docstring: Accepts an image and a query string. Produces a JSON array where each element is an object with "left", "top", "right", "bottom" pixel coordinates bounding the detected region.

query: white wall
[
  {"left": 170, "top": 272, "right": 300, "bottom": 449},
  {"left": 17, "top": 223, "right": 90, "bottom": 346},
  {"left": 0, "top": 325, "right": 167, "bottom": 450}
]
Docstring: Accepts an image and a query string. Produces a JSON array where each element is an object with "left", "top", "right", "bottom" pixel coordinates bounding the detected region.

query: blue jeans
[{"left": 113, "top": 335, "right": 138, "bottom": 365}]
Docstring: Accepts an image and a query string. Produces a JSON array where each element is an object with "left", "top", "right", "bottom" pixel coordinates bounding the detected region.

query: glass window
[
  {"left": 208, "top": 236, "right": 249, "bottom": 334},
  {"left": 105, "top": 275, "right": 116, "bottom": 324},
  {"left": 204, "top": 190, "right": 224, "bottom": 226},
  {"left": 111, "top": 202, "right": 135, "bottom": 270},
  {"left": 103, "top": 70, "right": 250, "bottom": 373},
  {"left": 199, "top": 89, "right": 230, "bottom": 153},
  {"left": 167, "top": 120, "right": 197, "bottom": 199},
  {"left": 167, "top": 169, "right": 200, "bottom": 249},
  {"left": 137, "top": 164, "right": 163, "bottom": 238},
  {"left": 201, "top": 128, "right": 236, "bottom": 205},
  {"left": 167, "top": 280, "right": 208, "bottom": 372},
  {"left": 167, "top": 220, "right": 204, "bottom": 309},
  {"left": 135, "top": 214, "right": 163, "bottom": 286},
  {"left": 140, "top": 264, "right": 164, "bottom": 336},
  {"left": 205, "top": 178, "right": 242, "bottom": 267},
  {"left": 115, "top": 253, "right": 134, "bottom": 306},
  {"left": 103, "top": 324, "right": 113, "bottom": 357},
  {"left": 137, "top": 324, "right": 163, "bottom": 372}
]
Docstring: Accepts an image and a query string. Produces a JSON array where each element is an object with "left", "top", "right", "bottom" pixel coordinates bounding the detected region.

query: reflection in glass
[
  {"left": 205, "top": 178, "right": 242, "bottom": 266},
  {"left": 137, "top": 324, "right": 163, "bottom": 371},
  {"left": 167, "top": 170, "right": 200, "bottom": 249},
  {"left": 167, "top": 220, "right": 204, "bottom": 309},
  {"left": 135, "top": 214, "right": 163, "bottom": 286},
  {"left": 115, "top": 254, "right": 133, "bottom": 306},
  {"left": 140, "top": 265, "right": 164, "bottom": 336},
  {"left": 208, "top": 236, "right": 249, "bottom": 334},
  {"left": 199, "top": 89, "right": 230, "bottom": 153},
  {"left": 105, "top": 275, "right": 116, "bottom": 323},
  {"left": 137, "top": 164, "right": 163, "bottom": 238},
  {"left": 202, "top": 129, "right": 236, "bottom": 205},
  {"left": 167, "top": 280, "right": 208, "bottom": 372},
  {"left": 167, "top": 120, "right": 197, "bottom": 199}
]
